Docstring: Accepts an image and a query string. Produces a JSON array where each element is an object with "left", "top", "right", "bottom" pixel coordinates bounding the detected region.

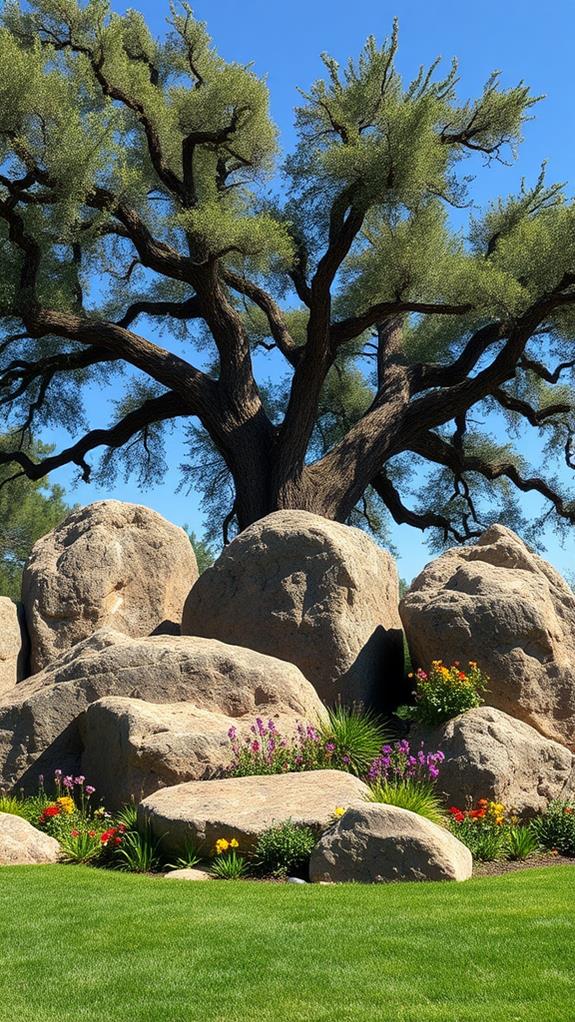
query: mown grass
[{"left": 0, "top": 865, "right": 573, "bottom": 1022}]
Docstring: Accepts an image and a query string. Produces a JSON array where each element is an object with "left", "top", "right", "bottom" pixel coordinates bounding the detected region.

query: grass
[{"left": 0, "top": 865, "right": 573, "bottom": 1022}]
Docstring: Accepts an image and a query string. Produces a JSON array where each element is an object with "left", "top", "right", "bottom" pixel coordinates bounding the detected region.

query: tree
[
  {"left": 184, "top": 526, "right": 216, "bottom": 574},
  {"left": 0, "top": 437, "right": 69, "bottom": 599},
  {"left": 1, "top": 2, "right": 575, "bottom": 549}
]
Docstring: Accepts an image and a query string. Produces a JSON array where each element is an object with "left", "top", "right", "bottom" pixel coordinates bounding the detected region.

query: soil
[{"left": 471, "top": 852, "right": 575, "bottom": 878}]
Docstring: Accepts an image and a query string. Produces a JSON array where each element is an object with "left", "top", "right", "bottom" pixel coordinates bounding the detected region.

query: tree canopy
[
  {"left": 0, "top": 437, "right": 68, "bottom": 599},
  {"left": 1, "top": 1, "right": 574, "bottom": 550}
]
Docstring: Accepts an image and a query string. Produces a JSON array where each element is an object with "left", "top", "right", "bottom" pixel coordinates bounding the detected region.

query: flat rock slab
[
  {"left": 22, "top": 500, "right": 198, "bottom": 673},
  {"left": 139, "top": 769, "right": 370, "bottom": 856},
  {"left": 309, "top": 803, "right": 473, "bottom": 884},
  {"left": 164, "top": 868, "right": 212, "bottom": 881},
  {"left": 183, "top": 509, "right": 404, "bottom": 709},
  {"left": 0, "top": 812, "right": 60, "bottom": 866},
  {"left": 0, "top": 598, "right": 27, "bottom": 697}
]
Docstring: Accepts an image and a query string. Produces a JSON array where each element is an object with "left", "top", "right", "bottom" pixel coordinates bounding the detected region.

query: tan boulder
[
  {"left": 164, "top": 868, "right": 212, "bottom": 881},
  {"left": 412, "top": 706, "right": 575, "bottom": 817},
  {"left": 400, "top": 525, "right": 575, "bottom": 747},
  {"left": 0, "top": 629, "right": 326, "bottom": 793},
  {"left": 0, "top": 812, "right": 60, "bottom": 865},
  {"left": 309, "top": 803, "right": 472, "bottom": 883},
  {"left": 182, "top": 510, "right": 403, "bottom": 709},
  {"left": 0, "top": 598, "right": 27, "bottom": 696},
  {"left": 22, "top": 500, "right": 198, "bottom": 673},
  {"left": 138, "top": 769, "right": 370, "bottom": 856}
]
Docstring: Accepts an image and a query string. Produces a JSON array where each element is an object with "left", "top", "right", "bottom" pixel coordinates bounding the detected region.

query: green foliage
[
  {"left": 0, "top": 437, "right": 69, "bottom": 600},
  {"left": 254, "top": 821, "right": 316, "bottom": 878},
  {"left": 531, "top": 800, "right": 575, "bottom": 856},
  {"left": 210, "top": 849, "right": 249, "bottom": 880},
  {"left": 185, "top": 527, "right": 217, "bottom": 574},
  {"left": 368, "top": 780, "right": 446, "bottom": 827},
  {"left": 0, "top": 794, "right": 27, "bottom": 818},
  {"left": 397, "top": 661, "right": 488, "bottom": 726},
  {"left": 114, "top": 827, "right": 161, "bottom": 873},
  {"left": 319, "top": 704, "right": 391, "bottom": 777},
  {"left": 452, "top": 821, "right": 506, "bottom": 862},
  {"left": 166, "top": 843, "right": 203, "bottom": 872},
  {"left": 58, "top": 829, "right": 102, "bottom": 865},
  {"left": 114, "top": 804, "right": 139, "bottom": 832},
  {"left": 505, "top": 826, "right": 539, "bottom": 862}
]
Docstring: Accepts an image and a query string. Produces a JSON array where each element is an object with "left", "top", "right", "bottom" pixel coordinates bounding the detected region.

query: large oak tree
[{"left": 1, "top": 1, "right": 575, "bottom": 546}]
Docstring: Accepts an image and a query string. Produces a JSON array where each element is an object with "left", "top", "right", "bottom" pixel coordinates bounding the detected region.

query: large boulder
[
  {"left": 0, "top": 598, "right": 27, "bottom": 697},
  {"left": 309, "top": 803, "right": 472, "bottom": 883},
  {"left": 138, "top": 770, "right": 370, "bottom": 855},
  {"left": 400, "top": 525, "right": 575, "bottom": 747},
  {"left": 81, "top": 696, "right": 323, "bottom": 809},
  {"left": 0, "top": 629, "right": 326, "bottom": 793},
  {"left": 22, "top": 500, "right": 198, "bottom": 673},
  {"left": 182, "top": 510, "right": 403, "bottom": 709},
  {"left": 0, "top": 812, "right": 60, "bottom": 865},
  {"left": 413, "top": 706, "right": 575, "bottom": 818}
]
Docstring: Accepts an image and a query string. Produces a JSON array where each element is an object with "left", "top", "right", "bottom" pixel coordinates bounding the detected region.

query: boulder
[
  {"left": 0, "top": 629, "right": 326, "bottom": 793},
  {"left": 0, "top": 812, "right": 60, "bottom": 865},
  {"left": 412, "top": 706, "right": 575, "bottom": 818},
  {"left": 164, "top": 868, "right": 212, "bottom": 881},
  {"left": 182, "top": 510, "right": 404, "bottom": 709},
  {"left": 22, "top": 500, "right": 198, "bottom": 673},
  {"left": 138, "top": 769, "right": 370, "bottom": 856},
  {"left": 0, "top": 598, "right": 27, "bottom": 696},
  {"left": 400, "top": 524, "right": 575, "bottom": 747},
  {"left": 309, "top": 803, "right": 472, "bottom": 883}
]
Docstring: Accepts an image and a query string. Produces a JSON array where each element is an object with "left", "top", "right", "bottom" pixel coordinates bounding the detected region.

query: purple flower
[
  {"left": 227, "top": 726, "right": 237, "bottom": 741},
  {"left": 325, "top": 742, "right": 336, "bottom": 753},
  {"left": 251, "top": 740, "right": 260, "bottom": 753},
  {"left": 342, "top": 755, "right": 351, "bottom": 765},
  {"left": 74, "top": 776, "right": 85, "bottom": 786},
  {"left": 267, "top": 720, "right": 277, "bottom": 734},
  {"left": 54, "top": 769, "right": 62, "bottom": 780},
  {"left": 85, "top": 785, "right": 95, "bottom": 796},
  {"left": 256, "top": 717, "right": 266, "bottom": 737},
  {"left": 63, "top": 775, "right": 74, "bottom": 789}
]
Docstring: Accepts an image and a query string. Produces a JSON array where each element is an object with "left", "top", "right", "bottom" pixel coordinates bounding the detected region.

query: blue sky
[{"left": 39, "top": 0, "right": 575, "bottom": 581}]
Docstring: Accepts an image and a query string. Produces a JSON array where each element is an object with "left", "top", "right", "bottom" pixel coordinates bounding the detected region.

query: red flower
[
  {"left": 70, "top": 829, "right": 79, "bottom": 838},
  {"left": 448, "top": 807, "right": 465, "bottom": 822},
  {"left": 39, "top": 804, "right": 61, "bottom": 823},
  {"left": 469, "top": 808, "right": 486, "bottom": 819}
]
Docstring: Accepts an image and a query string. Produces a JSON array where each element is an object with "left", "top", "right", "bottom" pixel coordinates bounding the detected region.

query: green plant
[
  {"left": 0, "top": 794, "right": 27, "bottom": 817},
  {"left": 397, "top": 660, "right": 488, "bottom": 725},
  {"left": 210, "top": 850, "right": 250, "bottom": 880},
  {"left": 114, "top": 804, "right": 139, "bottom": 832},
  {"left": 505, "top": 826, "right": 539, "bottom": 861},
  {"left": 254, "top": 820, "right": 317, "bottom": 878},
  {"left": 58, "top": 828, "right": 103, "bottom": 865},
  {"left": 368, "top": 780, "right": 446, "bottom": 827},
  {"left": 319, "top": 704, "right": 391, "bottom": 776},
  {"left": 114, "top": 828, "right": 161, "bottom": 873},
  {"left": 531, "top": 800, "right": 575, "bottom": 856},
  {"left": 166, "top": 842, "right": 203, "bottom": 871}
]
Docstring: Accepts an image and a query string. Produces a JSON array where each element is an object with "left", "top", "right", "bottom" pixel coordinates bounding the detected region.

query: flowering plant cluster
[
  {"left": 532, "top": 799, "right": 575, "bottom": 856},
  {"left": 367, "top": 739, "right": 445, "bottom": 785},
  {"left": 448, "top": 799, "right": 507, "bottom": 827},
  {"left": 445, "top": 797, "right": 542, "bottom": 861},
  {"left": 213, "top": 837, "right": 239, "bottom": 855},
  {"left": 398, "top": 659, "right": 488, "bottom": 725},
  {"left": 224, "top": 718, "right": 352, "bottom": 777}
]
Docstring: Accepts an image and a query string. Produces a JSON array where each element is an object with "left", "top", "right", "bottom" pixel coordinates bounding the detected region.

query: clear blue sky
[{"left": 41, "top": 0, "right": 575, "bottom": 581}]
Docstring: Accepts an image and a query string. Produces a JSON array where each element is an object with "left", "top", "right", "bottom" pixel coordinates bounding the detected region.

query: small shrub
[
  {"left": 115, "top": 804, "right": 138, "bottom": 831},
  {"left": 368, "top": 779, "right": 446, "bottom": 826},
  {"left": 397, "top": 660, "right": 488, "bottom": 725},
  {"left": 254, "top": 820, "right": 316, "bottom": 878},
  {"left": 59, "top": 828, "right": 103, "bottom": 864},
  {"left": 532, "top": 800, "right": 575, "bottom": 856},
  {"left": 505, "top": 825, "right": 539, "bottom": 861}
]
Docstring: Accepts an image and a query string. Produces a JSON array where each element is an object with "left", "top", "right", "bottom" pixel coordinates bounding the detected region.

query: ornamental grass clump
[
  {"left": 398, "top": 660, "right": 488, "bottom": 725},
  {"left": 224, "top": 706, "right": 389, "bottom": 778},
  {"left": 210, "top": 837, "right": 249, "bottom": 879},
  {"left": 366, "top": 740, "right": 446, "bottom": 825}
]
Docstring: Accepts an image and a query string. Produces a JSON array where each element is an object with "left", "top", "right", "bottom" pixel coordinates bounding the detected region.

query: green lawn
[{"left": 0, "top": 865, "right": 573, "bottom": 1022}]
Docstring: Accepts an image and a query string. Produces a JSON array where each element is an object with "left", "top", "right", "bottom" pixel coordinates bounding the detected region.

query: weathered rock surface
[
  {"left": 22, "top": 500, "right": 198, "bottom": 673},
  {"left": 309, "top": 803, "right": 472, "bottom": 883},
  {"left": 182, "top": 510, "right": 404, "bottom": 709},
  {"left": 0, "top": 812, "right": 60, "bottom": 865},
  {"left": 164, "top": 868, "right": 212, "bottom": 881},
  {"left": 413, "top": 706, "right": 575, "bottom": 817},
  {"left": 138, "top": 770, "right": 370, "bottom": 855},
  {"left": 0, "top": 598, "right": 27, "bottom": 697},
  {"left": 400, "top": 524, "right": 575, "bottom": 747},
  {"left": 0, "top": 629, "right": 325, "bottom": 792}
]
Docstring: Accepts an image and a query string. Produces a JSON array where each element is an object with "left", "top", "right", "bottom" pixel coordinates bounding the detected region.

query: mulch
[{"left": 471, "top": 852, "right": 575, "bottom": 878}]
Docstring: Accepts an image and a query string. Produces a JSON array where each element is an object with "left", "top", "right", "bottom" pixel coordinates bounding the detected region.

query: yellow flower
[
  {"left": 230, "top": 838, "right": 239, "bottom": 848},
  {"left": 334, "top": 807, "right": 345, "bottom": 818},
  {"left": 214, "top": 838, "right": 229, "bottom": 855},
  {"left": 56, "top": 796, "right": 75, "bottom": 815}
]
